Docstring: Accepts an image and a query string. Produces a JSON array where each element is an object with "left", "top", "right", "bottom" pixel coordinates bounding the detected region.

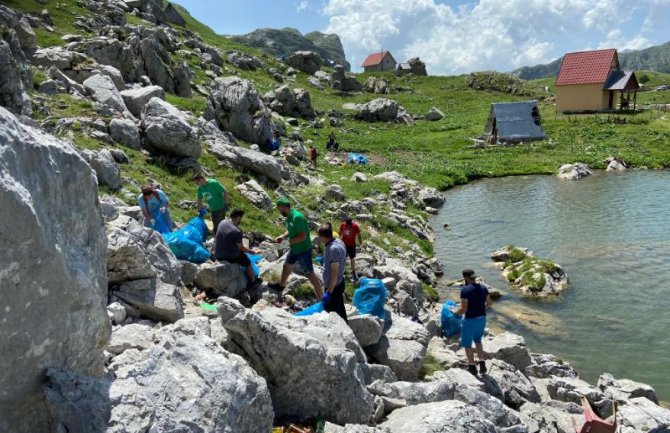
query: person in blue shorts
[{"left": 452, "top": 268, "right": 493, "bottom": 376}]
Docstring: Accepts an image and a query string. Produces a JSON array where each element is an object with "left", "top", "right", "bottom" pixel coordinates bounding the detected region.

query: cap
[
  {"left": 462, "top": 269, "right": 478, "bottom": 279},
  {"left": 191, "top": 172, "right": 205, "bottom": 181},
  {"left": 275, "top": 196, "right": 290, "bottom": 207}
]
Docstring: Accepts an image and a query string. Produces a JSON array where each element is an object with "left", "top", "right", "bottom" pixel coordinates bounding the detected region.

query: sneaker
[
  {"left": 479, "top": 361, "right": 487, "bottom": 375},
  {"left": 467, "top": 364, "right": 478, "bottom": 376}
]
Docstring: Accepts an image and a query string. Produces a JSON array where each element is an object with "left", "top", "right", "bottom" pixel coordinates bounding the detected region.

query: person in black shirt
[
  {"left": 452, "top": 268, "right": 493, "bottom": 376},
  {"left": 214, "top": 208, "right": 261, "bottom": 287}
]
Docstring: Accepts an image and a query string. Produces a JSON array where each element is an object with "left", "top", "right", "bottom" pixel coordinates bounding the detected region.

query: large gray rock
[
  {"left": 617, "top": 396, "right": 670, "bottom": 433},
  {"left": 141, "top": 97, "right": 201, "bottom": 158},
  {"left": 120, "top": 85, "right": 165, "bottom": 117},
  {"left": 194, "top": 261, "right": 247, "bottom": 298},
  {"left": 525, "top": 353, "right": 578, "bottom": 379},
  {"left": 207, "top": 140, "right": 284, "bottom": 183},
  {"left": 348, "top": 314, "right": 384, "bottom": 347},
  {"left": 0, "top": 107, "right": 110, "bottom": 432},
  {"left": 81, "top": 148, "right": 122, "bottom": 190},
  {"left": 83, "top": 73, "right": 129, "bottom": 115},
  {"left": 0, "top": 6, "right": 36, "bottom": 55},
  {"left": 109, "top": 118, "right": 141, "bottom": 149},
  {"left": 597, "top": 372, "right": 658, "bottom": 405},
  {"left": 380, "top": 400, "right": 500, "bottom": 433},
  {"left": 331, "top": 64, "right": 362, "bottom": 92},
  {"left": 32, "top": 46, "right": 84, "bottom": 70},
  {"left": 418, "top": 186, "right": 445, "bottom": 208},
  {"left": 235, "top": 179, "right": 272, "bottom": 210},
  {"left": 557, "top": 163, "right": 592, "bottom": 180},
  {"left": 222, "top": 307, "right": 375, "bottom": 424},
  {"left": 366, "top": 313, "right": 429, "bottom": 380},
  {"left": 355, "top": 98, "right": 399, "bottom": 122},
  {"left": 425, "top": 107, "right": 444, "bottom": 121},
  {"left": 325, "top": 423, "right": 388, "bottom": 433},
  {"left": 107, "top": 323, "right": 155, "bottom": 355},
  {"left": 358, "top": 364, "right": 397, "bottom": 385},
  {"left": 484, "top": 332, "right": 532, "bottom": 371},
  {"left": 544, "top": 376, "right": 612, "bottom": 417},
  {"left": 106, "top": 319, "right": 274, "bottom": 433},
  {"left": 374, "top": 258, "right": 423, "bottom": 304},
  {"left": 485, "top": 359, "right": 541, "bottom": 409},
  {"left": 264, "top": 85, "right": 315, "bottom": 119},
  {"left": 519, "top": 401, "right": 584, "bottom": 433},
  {"left": 286, "top": 50, "right": 322, "bottom": 74},
  {"left": 0, "top": 27, "right": 31, "bottom": 115},
  {"left": 113, "top": 278, "right": 184, "bottom": 323},
  {"left": 209, "top": 76, "right": 273, "bottom": 145}
]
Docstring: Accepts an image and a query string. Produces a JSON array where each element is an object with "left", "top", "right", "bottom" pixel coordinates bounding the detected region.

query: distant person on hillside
[
  {"left": 326, "top": 132, "right": 338, "bottom": 152},
  {"left": 214, "top": 208, "right": 262, "bottom": 288},
  {"left": 193, "top": 174, "right": 230, "bottom": 236},
  {"left": 339, "top": 217, "right": 363, "bottom": 281},
  {"left": 309, "top": 144, "right": 318, "bottom": 169},
  {"left": 138, "top": 184, "right": 174, "bottom": 232},
  {"left": 268, "top": 197, "right": 324, "bottom": 298},
  {"left": 452, "top": 269, "right": 493, "bottom": 376},
  {"left": 317, "top": 223, "right": 348, "bottom": 321}
]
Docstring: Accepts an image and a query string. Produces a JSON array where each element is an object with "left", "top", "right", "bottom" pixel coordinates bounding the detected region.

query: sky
[{"left": 176, "top": 0, "right": 670, "bottom": 75}]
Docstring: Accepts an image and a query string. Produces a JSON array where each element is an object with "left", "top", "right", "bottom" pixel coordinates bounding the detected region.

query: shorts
[
  {"left": 221, "top": 254, "right": 250, "bottom": 267},
  {"left": 460, "top": 316, "right": 487, "bottom": 348},
  {"left": 286, "top": 249, "right": 314, "bottom": 274},
  {"left": 345, "top": 245, "right": 357, "bottom": 259}
]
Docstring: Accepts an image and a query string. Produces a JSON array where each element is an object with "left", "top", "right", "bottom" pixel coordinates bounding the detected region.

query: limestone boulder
[
  {"left": 525, "top": 353, "right": 578, "bottom": 379},
  {"left": 109, "top": 118, "right": 141, "bottom": 149},
  {"left": 286, "top": 50, "right": 322, "bottom": 74},
  {"left": 120, "top": 85, "right": 165, "bottom": 117},
  {"left": 418, "top": 186, "right": 445, "bottom": 208},
  {"left": 380, "top": 400, "right": 501, "bottom": 433},
  {"left": 222, "top": 307, "right": 375, "bottom": 424},
  {"left": 81, "top": 148, "right": 122, "bottom": 190},
  {"left": 209, "top": 76, "right": 273, "bottom": 145},
  {"left": 557, "top": 163, "right": 592, "bottom": 180},
  {"left": 597, "top": 372, "right": 658, "bottom": 404},
  {"left": 324, "top": 423, "right": 388, "bottom": 433},
  {"left": 141, "top": 97, "right": 201, "bottom": 158},
  {"left": 358, "top": 364, "right": 397, "bottom": 385},
  {"left": 484, "top": 332, "right": 532, "bottom": 371},
  {"left": 235, "top": 179, "right": 272, "bottom": 210},
  {"left": 617, "top": 396, "right": 670, "bottom": 433},
  {"left": 194, "top": 261, "right": 247, "bottom": 299},
  {"left": 113, "top": 278, "right": 184, "bottom": 323},
  {"left": 107, "top": 323, "right": 155, "bottom": 355},
  {"left": 105, "top": 319, "right": 274, "bottom": 433},
  {"left": 348, "top": 314, "right": 384, "bottom": 347},
  {"left": 0, "top": 107, "right": 109, "bottom": 432},
  {"left": 0, "top": 28, "right": 32, "bottom": 115},
  {"left": 264, "top": 85, "right": 315, "bottom": 119},
  {"left": 207, "top": 140, "right": 285, "bottom": 183},
  {"left": 374, "top": 258, "right": 423, "bottom": 304},
  {"left": 544, "top": 376, "right": 612, "bottom": 417},
  {"left": 519, "top": 401, "right": 584, "bottom": 433},
  {"left": 83, "top": 74, "right": 129, "bottom": 115},
  {"left": 485, "top": 359, "right": 541, "bottom": 409},
  {"left": 355, "top": 98, "right": 399, "bottom": 122},
  {"left": 425, "top": 107, "right": 444, "bottom": 121}
]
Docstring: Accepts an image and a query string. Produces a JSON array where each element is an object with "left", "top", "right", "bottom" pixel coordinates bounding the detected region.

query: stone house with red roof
[
  {"left": 362, "top": 50, "right": 397, "bottom": 73},
  {"left": 555, "top": 48, "right": 639, "bottom": 112}
]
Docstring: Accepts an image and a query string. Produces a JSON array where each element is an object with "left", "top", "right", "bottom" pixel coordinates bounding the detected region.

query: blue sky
[{"left": 175, "top": 0, "right": 670, "bottom": 75}]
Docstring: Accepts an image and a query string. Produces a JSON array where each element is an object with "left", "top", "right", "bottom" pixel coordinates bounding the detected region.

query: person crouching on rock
[
  {"left": 138, "top": 184, "right": 174, "bottom": 231},
  {"left": 268, "top": 197, "right": 324, "bottom": 298},
  {"left": 317, "top": 223, "right": 348, "bottom": 322},
  {"left": 452, "top": 268, "right": 493, "bottom": 376},
  {"left": 214, "top": 208, "right": 262, "bottom": 289}
]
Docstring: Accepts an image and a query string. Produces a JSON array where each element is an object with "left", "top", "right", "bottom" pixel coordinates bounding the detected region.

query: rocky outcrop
[
  {"left": 364, "top": 76, "right": 388, "bottom": 94},
  {"left": 81, "top": 148, "right": 123, "bottom": 190},
  {"left": 120, "top": 85, "right": 165, "bottom": 117},
  {"left": 83, "top": 74, "right": 130, "bottom": 115},
  {"left": 408, "top": 57, "right": 427, "bottom": 76},
  {"left": 208, "top": 76, "right": 273, "bottom": 145},
  {"left": 557, "top": 163, "right": 592, "bottom": 180},
  {"left": 425, "top": 107, "right": 444, "bottom": 121},
  {"left": 141, "top": 97, "right": 201, "bottom": 158},
  {"left": 106, "top": 214, "right": 184, "bottom": 322},
  {"left": 227, "top": 51, "right": 263, "bottom": 71},
  {"left": 263, "top": 85, "right": 315, "bottom": 119},
  {"left": 0, "top": 107, "right": 109, "bottom": 433},
  {"left": 354, "top": 98, "right": 399, "bottom": 122},
  {"left": 605, "top": 156, "right": 627, "bottom": 171},
  {"left": 286, "top": 50, "right": 322, "bottom": 74},
  {"left": 207, "top": 140, "right": 285, "bottom": 183},
  {"left": 597, "top": 372, "right": 658, "bottom": 404},
  {"left": 194, "top": 262, "right": 247, "bottom": 298},
  {"left": 492, "top": 245, "right": 569, "bottom": 297},
  {"left": 221, "top": 304, "right": 375, "bottom": 424},
  {"left": 331, "top": 64, "right": 362, "bottom": 92},
  {"left": 235, "top": 179, "right": 272, "bottom": 210},
  {"left": 483, "top": 332, "right": 533, "bottom": 371},
  {"left": 0, "top": 11, "right": 33, "bottom": 115},
  {"left": 109, "top": 118, "right": 141, "bottom": 149}
]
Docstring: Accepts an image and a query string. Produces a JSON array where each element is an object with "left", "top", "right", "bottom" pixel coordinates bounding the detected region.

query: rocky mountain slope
[
  {"left": 230, "top": 27, "right": 351, "bottom": 70},
  {"left": 1, "top": 0, "right": 670, "bottom": 432},
  {"left": 513, "top": 40, "right": 670, "bottom": 79}
]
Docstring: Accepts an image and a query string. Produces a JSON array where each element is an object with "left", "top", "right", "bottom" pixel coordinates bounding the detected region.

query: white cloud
[
  {"left": 297, "top": 0, "right": 309, "bottom": 12},
  {"left": 322, "top": 0, "right": 670, "bottom": 74}
]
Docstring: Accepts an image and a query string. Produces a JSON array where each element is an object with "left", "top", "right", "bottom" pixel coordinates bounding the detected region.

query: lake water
[{"left": 432, "top": 170, "right": 670, "bottom": 401}]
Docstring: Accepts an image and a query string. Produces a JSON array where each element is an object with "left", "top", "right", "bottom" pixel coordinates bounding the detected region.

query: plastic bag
[
  {"left": 348, "top": 153, "right": 369, "bottom": 165},
  {"left": 294, "top": 302, "right": 325, "bottom": 316},
  {"left": 441, "top": 300, "right": 462, "bottom": 337},
  {"left": 352, "top": 278, "right": 387, "bottom": 319},
  {"left": 246, "top": 253, "right": 262, "bottom": 278},
  {"left": 163, "top": 215, "right": 211, "bottom": 263},
  {"left": 152, "top": 211, "right": 172, "bottom": 234}
]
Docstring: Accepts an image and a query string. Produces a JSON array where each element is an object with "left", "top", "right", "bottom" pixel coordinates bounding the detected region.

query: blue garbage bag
[
  {"left": 441, "top": 300, "right": 462, "bottom": 337},
  {"left": 294, "top": 302, "right": 325, "bottom": 316},
  {"left": 152, "top": 212, "right": 172, "bottom": 234},
  {"left": 353, "top": 278, "right": 387, "bottom": 319},
  {"left": 245, "top": 253, "right": 262, "bottom": 279},
  {"left": 163, "top": 215, "right": 211, "bottom": 263},
  {"left": 348, "top": 153, "right": 369, "bottom": 165}
]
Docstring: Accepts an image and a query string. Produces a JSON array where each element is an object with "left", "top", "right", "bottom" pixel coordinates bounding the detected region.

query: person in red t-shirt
[
  {"left": 339, "top": 217, "right": 363, "bottom": 281},
  {"left": 309, "top": 145, "right": 318, "bottom": 169}
]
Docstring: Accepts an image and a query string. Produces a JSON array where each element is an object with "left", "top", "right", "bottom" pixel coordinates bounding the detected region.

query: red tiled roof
[
  {"left": 362, "top": 50, "right": 390, "bottom": 67},
  {"left": 556, "top": 49, "right": 617, "bottom": 86}
]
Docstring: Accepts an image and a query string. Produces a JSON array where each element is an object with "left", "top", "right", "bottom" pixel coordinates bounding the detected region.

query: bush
[{"left": 422, "top": 284, "right": 439, "bottom": 303}]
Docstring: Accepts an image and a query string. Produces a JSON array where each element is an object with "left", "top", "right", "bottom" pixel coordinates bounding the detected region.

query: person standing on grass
[
  {"left": 268, "top": 197, "right": 324, "bottom": 298},
  {"left": 309, "top": 144, "right": 318, "bottom": 169},
  {"left": 193, "top": 173, "right": 230, "bottom": 236},
  {"left": 339, "top": 217, "right": 363, "bottom": 281},
  {"left": 452, "top": 268, "right": 493, "bottom": 376},
  {"left": 317, "top": 223, "right": 348, "bottom": 322}
]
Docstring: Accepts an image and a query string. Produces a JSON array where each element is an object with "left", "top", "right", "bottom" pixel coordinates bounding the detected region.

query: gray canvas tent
[{"left": 483, "top": 100, "right": 546, "bottom": 143}]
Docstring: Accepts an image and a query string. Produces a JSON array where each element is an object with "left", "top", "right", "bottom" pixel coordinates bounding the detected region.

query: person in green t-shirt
[
  {"left": 193, "top": 174, "right": 230, "bottom": 235},
  {"left": 268, "top": 196, "right": 323, "bottom": 297}
]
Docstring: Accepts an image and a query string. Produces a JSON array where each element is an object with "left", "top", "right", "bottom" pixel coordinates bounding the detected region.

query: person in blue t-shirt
[
  {"left": 452, "top": 268, "right": 493, "bottom": 376},
  {"left": 138, "top": 184, "right": 174, "bottom": 231}
]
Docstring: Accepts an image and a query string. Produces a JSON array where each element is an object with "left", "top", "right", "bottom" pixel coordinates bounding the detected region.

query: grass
[
  {"left": 420, "top": 355, "right": 447, "bottom": 379},
  {"left": 423, "top": 284, "right": 439, "bottom": 303}
]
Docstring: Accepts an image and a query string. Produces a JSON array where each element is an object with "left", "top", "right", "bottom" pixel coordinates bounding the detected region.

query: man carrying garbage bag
[
  {"left": 317, "top": 223, "right": 348, "bottom": 322},
  {"left": 451, "top": 268, "right": 493, "bottom": 376}
]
